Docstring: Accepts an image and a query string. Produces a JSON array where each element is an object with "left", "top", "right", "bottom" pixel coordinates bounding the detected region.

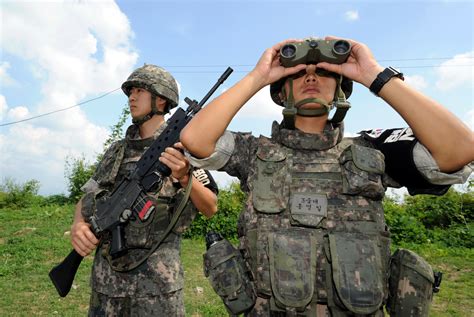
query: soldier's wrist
[{"left": 178, "top": 174, "right": 190, "bottom": 187}]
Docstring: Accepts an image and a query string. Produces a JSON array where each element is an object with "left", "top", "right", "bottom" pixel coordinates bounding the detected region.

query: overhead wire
[
  {"left": 1, "top": 56, "right": 472, "bottom": 126},
  {"left": 0, "top": 88, "right": 121, "bottom": 127}
]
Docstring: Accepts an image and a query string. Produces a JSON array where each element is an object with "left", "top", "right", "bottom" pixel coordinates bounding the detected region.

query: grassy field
[{"left": 0, "top": 204, "right": 472, "bottom": 316}]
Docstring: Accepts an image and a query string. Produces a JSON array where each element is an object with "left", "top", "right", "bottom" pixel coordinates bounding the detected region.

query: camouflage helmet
[
  {"left": 270, "top": 75, "right": 353, "bottom": 106},
  {"left": 121, "top": 64, "right": 179, "bottom": 109}
]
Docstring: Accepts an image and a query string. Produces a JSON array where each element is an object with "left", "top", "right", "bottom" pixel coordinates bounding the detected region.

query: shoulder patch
[
  {"left": 193, "top": 168, "right": 211, "bottom": 186},
  {"left": 383, "top": 128, "right": 415, "bottom": 143}
]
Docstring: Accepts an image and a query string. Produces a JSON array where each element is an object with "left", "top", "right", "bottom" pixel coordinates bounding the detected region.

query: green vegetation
[
  {"left": 0, "top": 203, "right": 226, "bottom": 316},
  {"left": 184, "top": 182, "right": 245, "bottom": 241},
  {"left": 64, "top": 156, "right": 96, "bottom": 202},
  {"left": 0, "top": 178, "right": 472, "bottom": 316}
]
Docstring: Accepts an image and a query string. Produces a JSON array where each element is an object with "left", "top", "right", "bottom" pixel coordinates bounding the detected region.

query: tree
[{"left": 64, "top": 156, "right": 96, "bottom": 202}]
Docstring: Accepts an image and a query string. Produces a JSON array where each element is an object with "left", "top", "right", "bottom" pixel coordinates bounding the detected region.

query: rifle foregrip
[{"left": 49, "top": 249, "right": 84, "bottom": 297}]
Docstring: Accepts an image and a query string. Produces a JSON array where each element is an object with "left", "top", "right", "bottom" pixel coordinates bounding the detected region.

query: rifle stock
[
  {"left": 49, "top": 67, "right": 233, "bottom": 297},
  {"left": 49, "top": 250, "right": 83, "bottom": 297}
]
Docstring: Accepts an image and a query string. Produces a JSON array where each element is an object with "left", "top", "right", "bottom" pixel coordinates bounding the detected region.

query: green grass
[{"left": 1, "top": 205, "right": 472, "bottom": 316}]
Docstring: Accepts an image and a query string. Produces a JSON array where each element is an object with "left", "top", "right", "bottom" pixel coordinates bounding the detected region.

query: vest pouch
[
  {"left": 124, "top": 197, "right": 170, "bottom": 249},
  {"left": 252, "top": 144, "right": 288, "bottom": 213},
  {"left": 81, "top": 189, "right": 107, "bottom": 219},
  {"left": 387, "top": 249, "right": 435, "bottom": 317},
  {"left": 203, "top": 239, "right": 256, "bottom": 315},
  {"left": 339, "top": 144, "right": 385, "bottom": 200},
  {"left": 328, "top": 232, "right": 384, "bottom": 315},
  {"left": 94, "top": 140, "right": 126, "bottom": 188},
  {"left": 268, "top": 228, "right": 316, "bottom": 311}
]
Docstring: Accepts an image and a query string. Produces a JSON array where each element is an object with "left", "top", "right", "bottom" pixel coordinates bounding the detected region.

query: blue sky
[{"left": 1, "top": 0, "right": 473, "bottom": 195}]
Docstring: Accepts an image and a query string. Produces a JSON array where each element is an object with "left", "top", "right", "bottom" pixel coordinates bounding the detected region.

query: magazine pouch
[
  {"left": 328, "top": 232, "right": 384, "bottom": 315},
  {"left": 268, "top": 228, "right": 316, "bottom": 312},
  {"left": 252, "top": 141, "right": 288, "bottom": 213},
  {"left": 339, "top": 144, "right": 385, "bottom": 200}
]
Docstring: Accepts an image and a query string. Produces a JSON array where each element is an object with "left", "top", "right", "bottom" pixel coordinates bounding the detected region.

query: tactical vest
[
  {"left": 240, "top": 123, "right": 391, "bottom": 315},
  {"left": 94, "top": 124, "right": 197, "bottom": 272}
]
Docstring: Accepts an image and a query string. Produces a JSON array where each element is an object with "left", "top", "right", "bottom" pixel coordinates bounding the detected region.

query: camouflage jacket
[
  {"left": 188, "top": 120, "right": 470, "bottom": 314},
  {"left": 83, "top": 124, "right": 196, "bottom": 297}
]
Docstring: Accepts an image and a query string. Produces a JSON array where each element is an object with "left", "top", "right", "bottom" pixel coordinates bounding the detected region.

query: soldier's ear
[{"left": 155, "top": 96, "right": 167, "bottom": 111}]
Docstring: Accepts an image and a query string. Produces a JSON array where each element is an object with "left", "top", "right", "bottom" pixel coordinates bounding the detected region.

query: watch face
[
  {"left": 379, "top": 67, "right": 402, "bottom": 82},
  {"left": 387, "top": 67, "right": 404, "bottom": 80}
]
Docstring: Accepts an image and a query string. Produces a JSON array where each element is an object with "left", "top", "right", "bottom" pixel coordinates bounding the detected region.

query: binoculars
[{"left": 280, "top": 38, "right": 351, "bottom": 67}]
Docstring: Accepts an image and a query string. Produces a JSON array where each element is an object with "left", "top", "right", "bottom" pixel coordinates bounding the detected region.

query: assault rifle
[{"left": 49, "top": 67, "right": 233, "bottom": 297}]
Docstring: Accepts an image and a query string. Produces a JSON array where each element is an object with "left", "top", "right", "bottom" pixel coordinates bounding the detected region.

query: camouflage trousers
[
  {"left": 88, "top": 289, "right": 185, "bottom": 317},
  {"left": 245, "top": 296, "right": 385, "bottom": 317}
]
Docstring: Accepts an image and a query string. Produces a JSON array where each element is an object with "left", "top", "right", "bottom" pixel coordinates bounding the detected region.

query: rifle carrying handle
[{"left": 49, "top": 249, "right": 84, "bottom": 297}]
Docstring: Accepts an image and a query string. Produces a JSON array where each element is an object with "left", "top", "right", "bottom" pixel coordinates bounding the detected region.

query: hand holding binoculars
[{"left": 280, "top": 38, "right": 351, "bottom": 67}]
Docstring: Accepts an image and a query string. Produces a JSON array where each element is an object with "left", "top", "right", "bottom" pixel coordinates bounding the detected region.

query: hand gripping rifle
[{"left": 49, "top": 67, "right": 233, "bottom": 297}]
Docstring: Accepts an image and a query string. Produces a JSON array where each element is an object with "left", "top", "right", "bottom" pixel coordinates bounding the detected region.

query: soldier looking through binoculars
[{"left": 181, "top": 37, "right": 473, "bottom": 316}]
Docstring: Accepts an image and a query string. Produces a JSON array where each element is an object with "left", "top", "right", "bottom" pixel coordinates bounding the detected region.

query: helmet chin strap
[
  {"left": 281, "top": 75, "right": 351, "bottom": 129},
  {"left": 132, "top": 94, "right": 165, "bottom": 126},
  {"left": 329, "top": 76, "right": 351, "bottom": 124}
]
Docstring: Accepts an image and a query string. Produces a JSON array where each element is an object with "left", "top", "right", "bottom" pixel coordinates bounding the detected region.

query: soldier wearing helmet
[
  {"left": 70, "top": 64, "right": 218, "bottom": 316},
  {"left": 121, "top": 64, "right": 179, "bottom": 125},
  {"left": 181, "top": 36, "right": 473, "bottom": 316}
]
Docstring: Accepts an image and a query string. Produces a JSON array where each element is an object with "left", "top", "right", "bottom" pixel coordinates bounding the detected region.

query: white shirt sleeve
[
  {"left": 185, "top": 131, "right": 235, "bottom": 170},
  {"left": 413, "top": 142, "right": 472, "bottom": 185}
]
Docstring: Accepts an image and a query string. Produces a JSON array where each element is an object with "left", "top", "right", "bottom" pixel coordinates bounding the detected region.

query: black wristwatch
[{"left": 369, "top": 67, "right": 404, "bottom": 96}]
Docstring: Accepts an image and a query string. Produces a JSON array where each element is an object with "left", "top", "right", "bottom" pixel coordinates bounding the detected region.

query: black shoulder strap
[{"left": 360, "top": 128, "right": 449, "bottom": 195}]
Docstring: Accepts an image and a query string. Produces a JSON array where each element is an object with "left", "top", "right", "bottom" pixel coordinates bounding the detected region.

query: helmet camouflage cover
[{"left": 121, "top": 64, "right": 179, "bottom": 109}]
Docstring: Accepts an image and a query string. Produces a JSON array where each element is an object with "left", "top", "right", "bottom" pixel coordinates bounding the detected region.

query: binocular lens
[
  {"left": 281, "top": 44, "right": 297, "bottom": 58},
  {"left": 333, "top": 40, "right": 351, "bottom": 55}
]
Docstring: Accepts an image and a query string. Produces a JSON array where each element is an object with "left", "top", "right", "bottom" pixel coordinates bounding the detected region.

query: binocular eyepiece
[{"left": 280, "top": 39, "right": 351, "bottom": 67}]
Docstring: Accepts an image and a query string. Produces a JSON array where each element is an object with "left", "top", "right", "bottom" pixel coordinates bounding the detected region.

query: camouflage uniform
[
  {"left": 82, "top": 123, "right": 216, "bottom": 317},
  {"left": 188, "top": 121, "right": 471, "bottom": 316}
]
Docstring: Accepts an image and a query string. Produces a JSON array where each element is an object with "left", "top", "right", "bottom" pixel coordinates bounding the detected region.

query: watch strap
[{"left": 369, "top": 67, "right": 404, "bottom": 96}]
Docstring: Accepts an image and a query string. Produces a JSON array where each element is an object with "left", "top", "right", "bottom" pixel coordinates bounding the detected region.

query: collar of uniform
[
  {"left": 271, "top": 121, "right": 344, "bottom": 150},
  {"left": 125, "top": 123, "right": 167, "bottom": 150}
]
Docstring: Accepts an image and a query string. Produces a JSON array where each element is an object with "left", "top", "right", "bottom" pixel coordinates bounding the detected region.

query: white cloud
[
  {"left": 405, "top": 75, "right": 428, "bottom": 91},
  {"left": 344, "top": 10, "right": 359, "bottom": 21},
  {"left": 343, "top": 131, "right": 358, "bottom": 138},
  {"left": 0, "top": 95, "right": 7, "bottom": 121},
  {"left": 0, "top": 62, "right": 17, "bottom": 86},
  {"left": 234, "top": 86, "right": 281, "bottom": 120},
  {"left": 0, "top": 0, "right": 138, "bottom": 194},
  {"left": 435, "top": 51, "right": 473, "bottom": 91},
  {"left": 7, "top": 106, "right": 29, "bottom": 121},
  {"left": 210, "top": 171, "right": 239, "bottom": 189}
]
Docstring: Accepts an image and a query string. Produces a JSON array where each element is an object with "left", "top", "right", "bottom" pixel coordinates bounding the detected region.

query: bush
[
  {"left": 0, "top": 178, "right": 42, "bottom": 209},
  {"left": 384, "top": 196, "right": 428, "bottom": 244},
  {"left": 405, "top": 189, "right": 470, "bottom": 229},
  {"left": 184, "top": 182, "right": 245, "bottom": 240},
  {"left": 41, "top": 194, "right": 70, "bottom": 206},
  {"left": 429, "top": 223, "right": 474, "bottom": 248},
  {"left": 64, "top": 156, "right": 96, "bottom": 202}
]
